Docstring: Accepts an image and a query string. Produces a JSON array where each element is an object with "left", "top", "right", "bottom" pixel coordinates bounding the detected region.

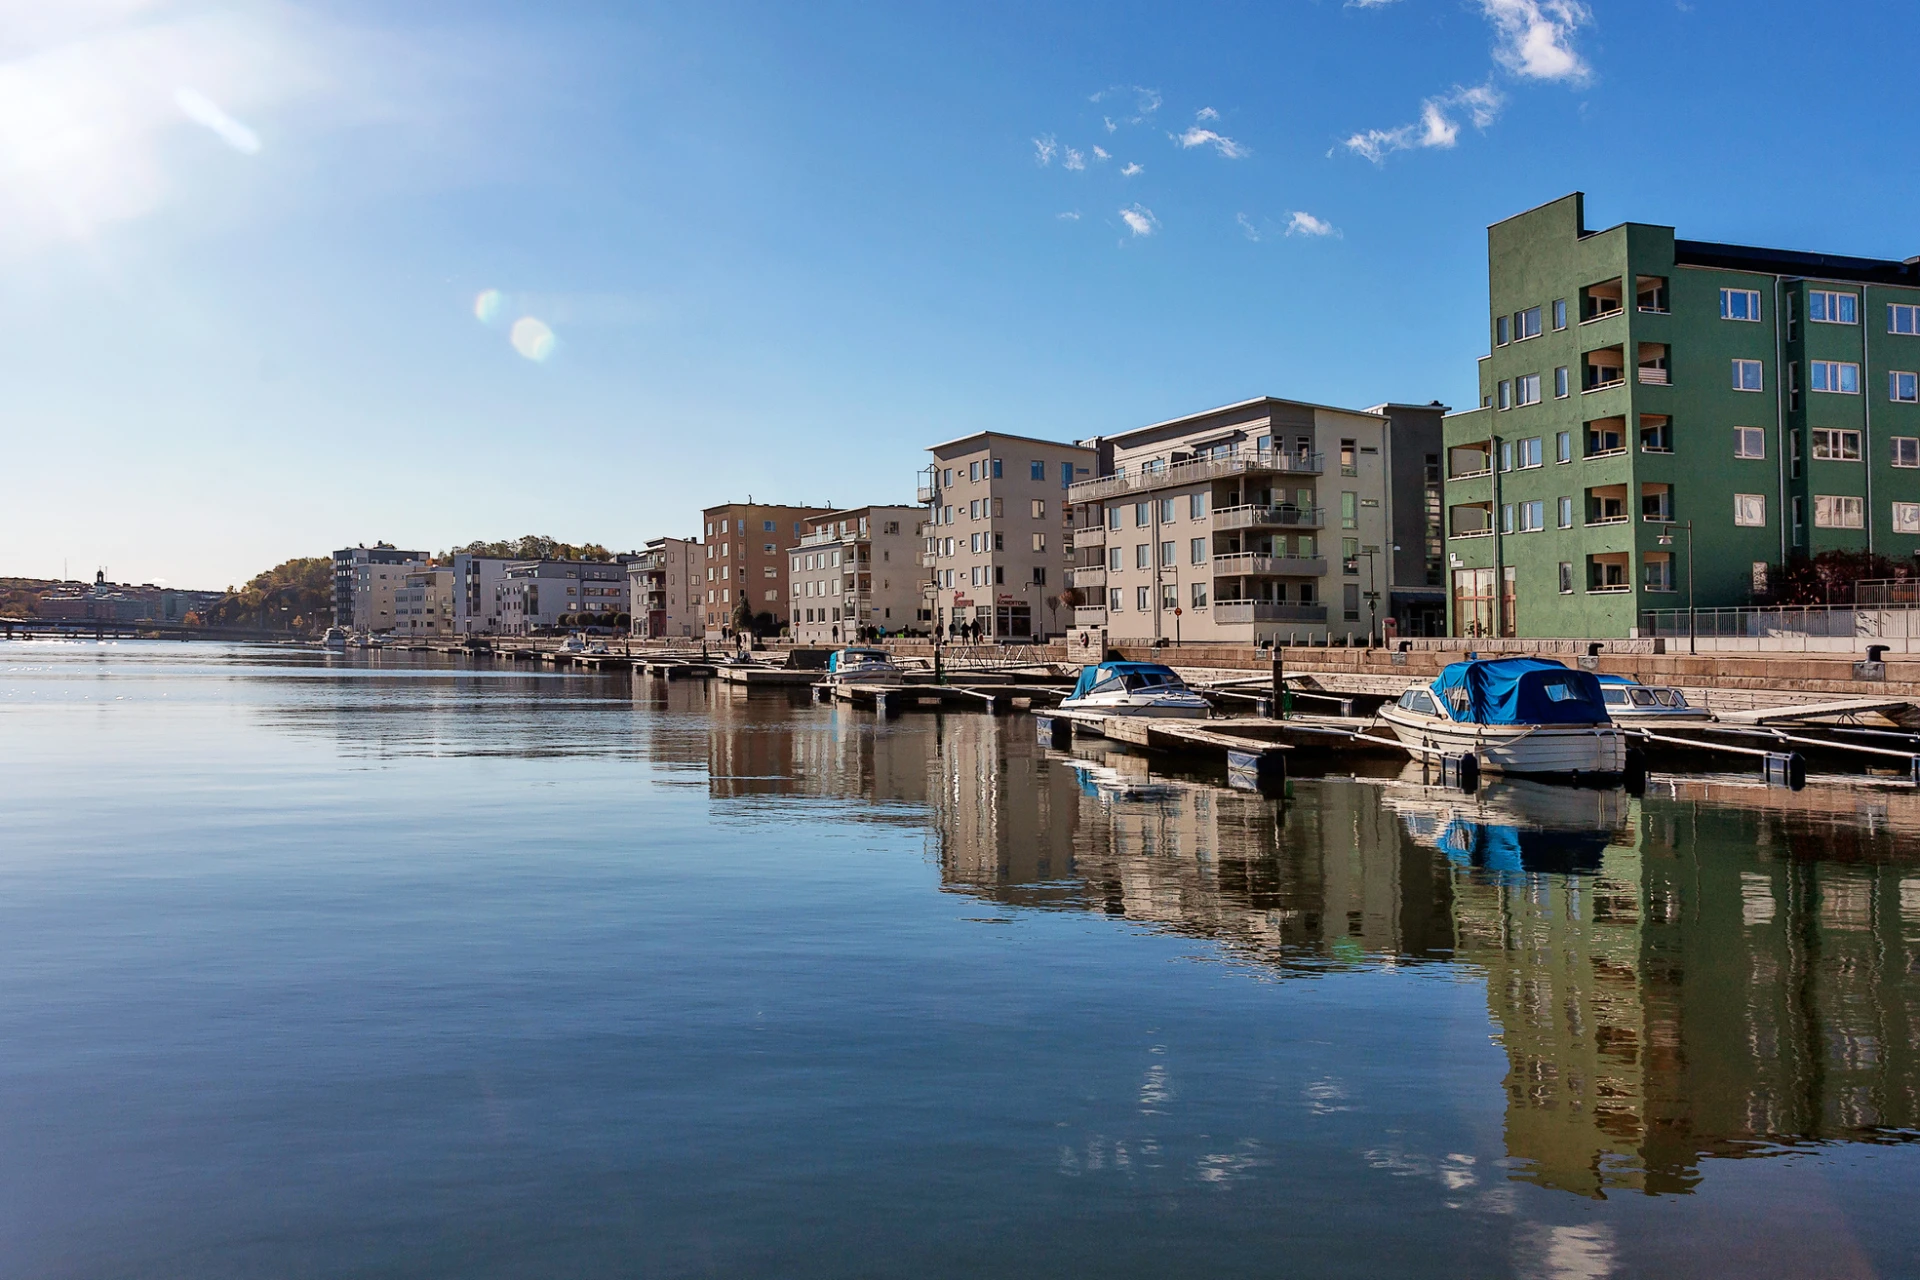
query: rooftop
[
  {"left": 1100, "top": 395, "right": 1387, "bottom": 445},
  {"left": 925, "top": 429, "right": 1093, "bottom": 455}
]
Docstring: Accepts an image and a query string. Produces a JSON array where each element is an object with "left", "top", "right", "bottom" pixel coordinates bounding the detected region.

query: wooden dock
[{"left": 1039, "top": 710, "right": 1291, "bottom": 792}]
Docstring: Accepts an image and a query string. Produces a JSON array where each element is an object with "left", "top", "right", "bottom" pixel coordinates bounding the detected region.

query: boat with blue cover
[
  {"left": 1059, "top": 661, "right": 1211, "bottom": 719},
  {"left": 823, "top": 647, "right": 907, "bottom": 686},
  {"left": 1376, "top": 656, "right": 1625, "bottom": 780}
]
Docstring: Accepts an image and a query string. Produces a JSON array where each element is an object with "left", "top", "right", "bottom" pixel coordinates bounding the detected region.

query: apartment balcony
[
  {"left": 1212, "top": 503, "right": 1324, "bottom": 532},
  {"left": 1070, "top": 524, "right": 1107, "bottom": 548},
  {"left": 799, "top": 528, "right": 864, "bottom": 548},
  {"left": 1210, "top": 553, "right": 1328, "bottom": 578},
  {"left": 918, "top": 551, "right": 940, "bottom": 569},
  {"left": 1068, "top": 565, "right": 1107, "bottom": 590},
  {"left": 1636, "top": 342, "right": 1670, "bottom": 386},
  {"left": 1213, "top": 601, "right": 1328, "bottom": 625},
  {"left": 916, "top": 484, "right": 939, "bottom": 504},
  {"left": 1073, "top": 605, "right": 1108, "bottom": 627},
  {"left": 1067, "top": 449, "right": 1324, "bottom": 503}
]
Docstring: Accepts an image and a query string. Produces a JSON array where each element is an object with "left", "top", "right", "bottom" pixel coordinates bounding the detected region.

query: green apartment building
[{"left": 1444, "top": 193, "right": 1920, "bottom": 637}]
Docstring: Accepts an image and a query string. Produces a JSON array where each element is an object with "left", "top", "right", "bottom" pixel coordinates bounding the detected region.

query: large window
[
  {"left": 1734, "top": 493, "right": 1766, "bottom": 527},
  {"left": 1891, "top": 303, "right": 1920, "bottom": 335},
  {"left": 1554, "top": 366, "right": 1569, "bottom": 399},
  {"left": 1811, "top": 360, "right": 1860, "bottom": 394},
  {"left": 1720, "top": 288, "right": 1762, "bottom": 321},
  {"left": 1517, "top": 500, "right": 1545, "bottom": 532},
  {"left": 1190, "top": 582, "right": 1208, "bottom": 608},
  {"left": 1814, "top": 495, "right": 1864, "bottom": 528},
  {"left": 1895, "top": 503, "right": 1920, "bottom": 534},
  {"left": 1734, "top": 427, "right": 1766, "bottom": 459},
  {"left": 1134, "top": 502, "right": 1150, "bottom": 526},
  {"left": 1892, "top": 370, "right": 1918, "bottom": 402},
  {"left": 1552, "top": 299, "right": 1567, "bottom": 330},
  {"left": 1894, "top": 437, "right": 1920, "bottom": 468},
  {"left": 1190, "top": 538, "right": 1207, "bottom": 564},
  {"left": 1812, "top": 428, "right": 1862, "bottom": 461},
  {"left": 1809, "top": 290, "right": 1858, "bottom": 324},
  {"left": 1732, "top": 359, "right": 1764, "bottom": 392},
  {"left": 1189, "top": 492, "right": 1207, "bottom": 518},
  {"left": 1517, "top": 437, "right": 1543, "bottom": 468},
  {"left": 1558, "top": 496, "right": 1573, "bottom": 528},
  {"left": 1029, "top": 460, "right": 1045, "bottom": 480},
  {"left": 1515, "top": 306, "right": 1542, "bottom": 341},
  {"left": 1341, "top": 491, "right": 1358, "bottom": 529},
  {"left": 1515, "top": 373, "right": 1542, "bottom": 406},
  {"left": 1135, "top": 543, "right": 1150, "bottom": 569},
  {"left": 1158, "top": 497, "right": 1176, "bottom": 522}
]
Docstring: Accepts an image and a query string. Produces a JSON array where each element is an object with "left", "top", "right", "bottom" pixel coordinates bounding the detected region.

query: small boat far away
[
  {"left": 1059, "top": 661, "right": 1212, "bottom": 720},
  {"left": 1375, "top": 656, "right": 1624, "bottom": 782},
  {"left": 823, "top": 647, "right": 907, "bottom": 686},
  {"left": 320, "top": 626, "right": 348, "bottom": 650}
]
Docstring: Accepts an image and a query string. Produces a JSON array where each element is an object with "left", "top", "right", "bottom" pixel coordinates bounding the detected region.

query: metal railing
[
  {"left": 1068, "top": 566, "right": 1107, "bottom": 589},
  {"left": 1068, "top": 449, "right": 1324, "bottom": 503},
  {"left": 1213, "top": 504, "right": 1324, "bottom": 532},
  {"left": 1640, "top": 605, "right": 1920, "bottom": 653},
  {"left": 1210, "top": 553, "right": 1328, "bottom": 578},
  {"left": 1854, "top": 579, "right": 1920, "bottom": 606},
  {"left": 1073, "top": 605, "right": 1108, "bottom": 626},
  {"left": 1213, "top": 601, "right": 1328, "bottom": 624}
]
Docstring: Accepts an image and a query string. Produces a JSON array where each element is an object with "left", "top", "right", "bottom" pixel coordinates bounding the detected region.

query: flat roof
[
  {"left": 1103, "top": 395, "right": 1386, "bottom": 444},
  {"left": 1674, "top": 239, "right": 1920, "bottom": 287},
  {"left": 926, "top": 429, "right": 1092, "bottom": 454}
]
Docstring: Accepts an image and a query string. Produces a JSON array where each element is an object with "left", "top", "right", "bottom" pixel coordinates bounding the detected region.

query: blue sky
[{"left": 7, "top": 0, "right": 1918, "bottom": 588}]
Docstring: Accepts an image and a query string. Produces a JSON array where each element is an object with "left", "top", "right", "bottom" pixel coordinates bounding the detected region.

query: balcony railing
[
  {"left": 1068, "top": 449, "right": 1324, "bottom": 503},
  {"left": 1212, "top": 504, "right": 1324, "bottom": 532},
  {"left": 1449, "top": 466, "right": 1491, "bottom": 481},
  {"left": 1584, "top": 375, "right": 1626, "bottom": 393},
  {"left": 1212, "top": 601, "right": 1329, "bottom": 624},
  {"left": 1210, "top": 553, "right": 1328, "bottom": 578},
  {"left": 1637, "top": 367, "right": 1670, "bottom": 386},
  {"left": 1068, "top": 566, "right": 1107, "bottom": 590},
  {"left": 1073, "top": 605, "right": 1108, "bottom": 626},
  {"left": 798, "top": 529, "right": 864, "bottom": 548},
  {"left": 1070, "top": 524, "right": 1107, "bottom": 547},
  {"left": 1585, "top": 515, "right": 1629, "bottom": 526},
  {"left": 918, "top": 551, "right": 940, "bottom": 568},
  {"left": 916, "top": 485, "right": 938, "bottom": 503}
]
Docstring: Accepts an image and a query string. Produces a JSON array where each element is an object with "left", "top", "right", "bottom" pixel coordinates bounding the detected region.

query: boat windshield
[
  {"left": 1628, "top": 688, "right": 1655, "bottom": 706},
  {"left": 1122, "top": 671, "right": 1180, "bottom": 691},
  {"left": 1601, "top": 688, "right": 1627, "bottom": 705},
  {"left": 1653, "top": 688, "right": 1686, "bottom": 707}
]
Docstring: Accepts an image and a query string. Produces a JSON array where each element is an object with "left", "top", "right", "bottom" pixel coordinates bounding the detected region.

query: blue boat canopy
[
  {"left": 1428, "top": 657, "right": 1610, "bottom": 726},
  {"left": 826, "top": 648, "right": 891, "bottom": 673},
  {"left": 1071, "top": 662, "right": 1184, "bottom": 699},
  {"left": 1592, "top": 674, "right": 1642, "bottom": 686}
]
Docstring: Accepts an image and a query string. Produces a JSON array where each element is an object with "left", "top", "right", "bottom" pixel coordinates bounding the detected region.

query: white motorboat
[
  {"left": 319, "top": 626, "right": 349, "bottom": 650},
  {"left": 559, "top": 632, "right": 590, "bottom": 654},
  {"left": 1376, "top": 657, "right": 1625, "bottom": 780},
  {"left": 823, "top": 647, "right": 907, "bottom": 686},
  {"left": 1594, "top": 675, "right": 1712, "bottom": 724},
  {"left": 1059, "top": 661, "right": 1211, "bottom": 720}
]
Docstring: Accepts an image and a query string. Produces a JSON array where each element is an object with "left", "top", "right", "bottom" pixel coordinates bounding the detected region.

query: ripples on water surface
[{"left": 2, "top": 642, "right": 1917, "bottom": 1278}]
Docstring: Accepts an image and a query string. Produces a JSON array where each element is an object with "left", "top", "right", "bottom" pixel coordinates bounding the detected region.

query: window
[
  {"left": 1558, "top": 496, "right": 1573, "bottom": 528},
  {"left": 1809, "top": 290, "right": 1858, "bottom": 324},
  {"left": 1501, "top": 503, "right": 1514, "bottom": 534},
  {"left": 1341, "top": 491, "right": 1358, "bottom": 529},
  {"left": 1136, "top": 586, "right": 1150, "bottom": 611},
  {"left": 1343, "top": 583, "right": 1360, "bottom": 621},
  {"left": 1815, "top": 495, "right": 1864, "bottom": 528},
  {"left": 1812, "top": 429, "right": 1861, "bottom": 461},
  {"left": 1031, "top": 532, "right": 1046, "bottom": 551},
  {"left": 1517, "top": 437, "right": 1543, "bottom": 468},
  {"left": 1556, "top": 431, "right": 1572, "bottom": 463},
  {"left": 1811, "top": 360, "right": 1860, "bottom": 394},
  {"left": 1135, "top": 543, "right": 1150, "bottom": 569},
  {"left": 1108, "top": 546, "right": 1122, "bottom": 571},
  {"left": 1190, "top": 538, "right": 1206, "bottom": 564},
  {"left": 1134, "top": 502, "right": 1150, "bottom": 527},
  {"left": 1892, "top": 303, "right": 1920, "bottom": 335},
  {"left": 1792, "top": 496, "right": 1805, "bottom": 542},
  {"left": 1109, "top": 587, "right": 1122, "bottom": 611},
  {"left": 1720, "top": 288, "right": 1762, "bottom": 321},
  {"left": 1190, "top": 581, "right": 1208, "bottom": 608},
  {"left": 1160, "top": 541, "right": 1175, "bottom": 567},
  {"left": 1033, "top": 566, "right": 1047, "bottom": 585},
  {"left": 1734, "top": 427, "right": 1766, "bottom": 459},
  {"left": 1030, "top": 460, "right": 1045, "bottom": 481},
  {"left": 1894, "top": 503, "right": 1920, "bottom": 533},
  {"left": 1789, "top": 429, "right": 1802, "bottom": 479},
  {"left": 1496, "top": 380, "right": 1511, "bottom": 410},
  {"left": 1515, "top": 306, "right": 1541, "bottom": 340},
  {"left": 1558, "top": 562, "right": 1574, "bottom": 594},
  {"left": 969, "top": 461, "right": 981, "bottom": 482},
  {"left": 1892, "top": 371, "right": 1918, "bottom": 402},
  {"left": 1158, "top": 497, "right": 1176, "bottom": 522},
  {"left": 1159, "top": 583, "right": 1177, "bottom": 611},
  {"left": 1893, "top": 437, "right": 1920, "bottom": 468},
  {"left": 1554, "top": 366, "right": 1569, "bottom": 399},
  {"left": 991, "top": 458, "right": 1002, "bottom": 478},
  {"left": 1061, "top": 462, "right": 1074, "bottom": 490},
  {"left": 1499, "top": 441, "right": 1515, "bottom": 471},
  {"left": 1552, "top": 298, "right": 1567, "bottom": 330},
  {"left": 1515, "top": 373, "right": 1541, "bottom": 406},
  {"left": 1732, "top": 359, "right": 1764, "bottom": 391},
  {"left": 1495, "top": 314, "right": 1509, "bottom": 345},
  {"left": 1517, "top": 500, "right": 1545, "bottom": 532},
  {"left": 1031, "top": 498, "right": 1047, "bottom": 517},
  {"left": 1643, "top": 554, "right": 1674, "bottom": 592},
  {"left": 1342, "top": 537, "right": 1359, "bottom": 573},
  {"left": 1734, "top": 493, "right": 1766, "bottom": 527},
  {"left": 1340, "top": 439, "right": 1357, "bottom": 475},
  {"left": 969, "top": 499, "right": 980, "bottom": 519},
  {"left": 1107, "top": 506, "right": 1121, "bottom": 530}
]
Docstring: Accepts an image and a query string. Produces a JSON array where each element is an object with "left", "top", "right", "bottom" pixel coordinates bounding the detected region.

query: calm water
[{"left": 3, "top": 642, "right": 1918, "bottom": 1279}]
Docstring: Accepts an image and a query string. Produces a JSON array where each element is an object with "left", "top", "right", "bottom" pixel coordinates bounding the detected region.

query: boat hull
[
  {"left": 1059, "top": 695, "right": 1210, "bottom": 720},
  {"left": 1376, "top": 707, "right": 1626, "bottom": 779}
]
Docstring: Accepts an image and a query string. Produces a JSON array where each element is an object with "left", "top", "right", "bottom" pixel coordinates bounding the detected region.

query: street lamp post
[
  {"left": 1361, "top": 545, "right": 1381, "bottom": 648},
  {"left": 1657, "top": 521, "right": 1695, "bottom": 655}
]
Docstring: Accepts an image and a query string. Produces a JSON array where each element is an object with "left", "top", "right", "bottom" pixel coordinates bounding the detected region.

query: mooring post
[{"left": 1270, "top": 653, "right": 1286, "bottom": 720}]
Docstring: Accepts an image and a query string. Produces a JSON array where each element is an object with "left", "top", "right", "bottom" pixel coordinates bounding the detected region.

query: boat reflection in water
[{"left": 1384, "top": 777, "right": 1633, "bottom": 878}]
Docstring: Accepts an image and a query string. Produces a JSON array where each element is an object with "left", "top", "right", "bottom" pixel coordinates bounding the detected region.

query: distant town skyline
[{"left": 8, "top": 0, "right": 1920, "bottom": 588}]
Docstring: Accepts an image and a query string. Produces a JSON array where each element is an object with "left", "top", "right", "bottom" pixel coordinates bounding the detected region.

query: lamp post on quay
[{"left": 1657, "top": 521, "right": 1695, "bottom": 655}]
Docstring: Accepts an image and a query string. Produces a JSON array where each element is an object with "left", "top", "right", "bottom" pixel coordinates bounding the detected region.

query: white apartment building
[
  {"left": 351, "top": 553, "right": 428, "bottom": 633},
  {"left": 920, "top": 433, "right": 1094, "bottom": 640},
  {"left": 394, "top": 568, "right": 456, "bottom": 637},
  {"left": 495, "top": 559, "right": 630, "bottom": 635},
  {"left": 1067, "top": 397, "right": 1444, "bottom": 646},
  {"left": 787, "top": 506, "right": 923, "bottom": 644},
  {"left": 627, "top": 537, "right": 700, "bottom": 638},
  {"left": 451, "top": 554, "right": 514, "bottom": 635}
]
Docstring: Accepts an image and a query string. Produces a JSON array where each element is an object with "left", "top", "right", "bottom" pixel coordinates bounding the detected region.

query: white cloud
[
  {"left": 1195, "top": 106, "right": 1219, "bottom": 121},
  {"left": 1063, "top": 146, "right": 1085, "bottom": 170},
  {"left": 1346, "top": 0, "right": 1401, "bottom": 6},
  {"left": 1343, "top": 81, "right": 1504, "bottom": 162},
  {"left": 1103, "top": 116, "right": 1117, "bottom": 132},
  {"left": 1092, "top": 145, "right": 1109, "bottom": 161},
  {"left": 1032, "top": 133, "right": 1058, "bottom": 166},
  {"left": 1057, "top": 210, "right": 1081, "bottom": 221},
  {"left": 174, "top": 87, "right": 259, "bottom": 154},
  {"left": 1174, "top": 127, "right": 1249, "bottom": 159},
  {"left": 1089, "top": 85, "right": 1160, "bottom": 124},
  {"left": 1286, "top": 211, "right": 1338, "bottom": 238},
  {"left": 1481, "top": 0, "right": 1592, "bottom": 82},
  {"left": 1120, "top": 161, "right": 1143, "bottom": 177},
  {"left": 1236, "top": 212, "right": 1260, "bottom": 242},
  {"left": 1119, "top": 204, "right": 1157, "bottom": 237}
]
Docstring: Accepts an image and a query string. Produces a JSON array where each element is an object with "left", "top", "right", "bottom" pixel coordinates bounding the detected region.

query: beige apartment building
[
  {"left": 701, "top": 502, "right": 833, "bottom": 637},
  {"left": 920, "top": 432, "right": 1095, "bottom": 640},
  {"left": 1066, "top": 397, "right": 1446, "bottom": 647},
  {"left": 393, "top": 567, "right": 456, "bottom": 637},
  {"left": 351, "top": 552, "right": 428, "bottom": 633},
  {"left": 627, "top": 536, "right": 700, "bottom": 638},
  {"left": 788, "top": 506, "right": 923, "bottom": 643}
]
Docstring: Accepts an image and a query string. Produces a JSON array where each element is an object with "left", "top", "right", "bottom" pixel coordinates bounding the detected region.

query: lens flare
[
  {"left": 473, "top": 289, "right": 502, "bottom": 323},
  {"left": 510, "top": 316, "right": 556, "bottom": 362}
]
